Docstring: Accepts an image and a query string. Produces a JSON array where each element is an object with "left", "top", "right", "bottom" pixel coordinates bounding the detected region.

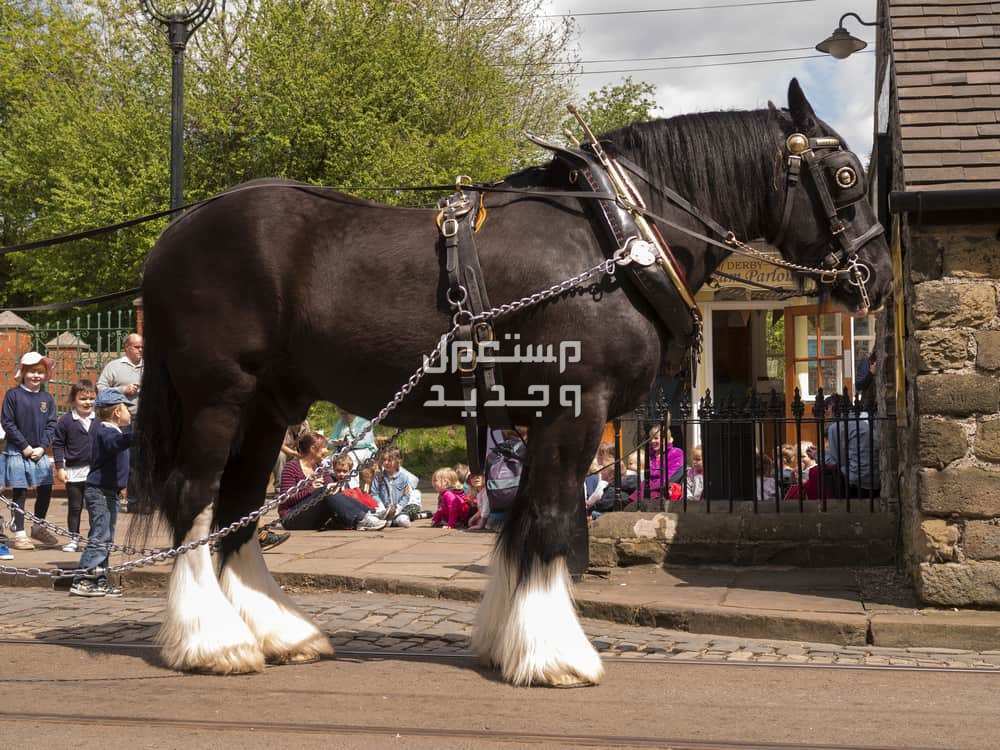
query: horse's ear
[
  {"left": 767, "top": 100, "right": 781, "bottom": 117},
  {"left": 788, "top": 78, "right": 820, "bottom": 133}
]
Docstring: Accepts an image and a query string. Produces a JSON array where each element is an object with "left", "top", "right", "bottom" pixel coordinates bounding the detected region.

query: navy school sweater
[
  {"left": 86, "top": 422, "right": 134, "bottom": 491},
  {"left": 52, "top": 411, "right": 94, "bottom": 468},
  {"left": 1, "top": 387, "right": 57, "bottom": 451}
]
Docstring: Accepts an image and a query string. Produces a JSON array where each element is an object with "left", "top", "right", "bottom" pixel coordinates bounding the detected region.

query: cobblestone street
[{"left": 3, "top": 589, "right": 999, "bottom": 671}]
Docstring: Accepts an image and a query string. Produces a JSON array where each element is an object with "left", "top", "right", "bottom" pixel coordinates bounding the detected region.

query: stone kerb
[{"left": 909, "top": 225, "right": 1000, "bottom": 607}]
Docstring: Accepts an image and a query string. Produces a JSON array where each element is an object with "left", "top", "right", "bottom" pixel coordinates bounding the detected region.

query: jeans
[
  {"left": 280, "top": 490, "right": 369, "bottom": 531},
  {"left": 78, "top": 486, "right": 119, "bottom": 574}
]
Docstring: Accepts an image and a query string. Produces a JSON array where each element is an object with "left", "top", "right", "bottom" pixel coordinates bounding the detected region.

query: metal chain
[
  {"left": 472, "top": 254, "right": 624, "bottom": 324},
  {"left": 0, "top": 494, "right": 161, "bottom": 556},
  {"left": 723, "top": 233, "right": 842, "bottom": 278},
  {"left": 0, "top": 255, "right": 626, "bottom": 581}
]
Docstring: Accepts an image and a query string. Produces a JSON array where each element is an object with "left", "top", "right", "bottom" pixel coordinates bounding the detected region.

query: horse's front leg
[{"left": 472, "top": 405, "right": 606, "bottom": 687}]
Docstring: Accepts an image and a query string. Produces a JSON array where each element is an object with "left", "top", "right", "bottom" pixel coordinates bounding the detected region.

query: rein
[{"left": 0, "top": 143, "right": 878, "bottom": 308}]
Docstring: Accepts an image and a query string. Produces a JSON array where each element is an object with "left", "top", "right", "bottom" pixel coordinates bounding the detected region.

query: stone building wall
[{"left": 903, "top": 221, "right": 1000, "bottom": 607}]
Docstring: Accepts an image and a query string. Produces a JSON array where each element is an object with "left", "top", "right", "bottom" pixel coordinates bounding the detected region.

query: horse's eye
[{"left": 835, "top": 167, "right": 857, "bottom": 189}]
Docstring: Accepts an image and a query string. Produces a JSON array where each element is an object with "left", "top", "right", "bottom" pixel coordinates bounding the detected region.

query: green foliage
[
  {"left": 306, "top": 397, "right": 465, "bottom": 479},
  {"left": 0, "top": 0, "right": 575, "bottom": 305},
  {"left": 395, "top": 426, "right": 467, "bottom": 480},
  {"left": 564, "top": 77, "right": 658, "bottom": 139}
]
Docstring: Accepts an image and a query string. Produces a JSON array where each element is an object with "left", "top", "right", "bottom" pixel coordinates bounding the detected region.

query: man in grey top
[
  {"left": 97, "top": 334, "right": 143, "bottom": 414},
  {"left": 97, "top": 333, "right": 143, "bottom": 512}
]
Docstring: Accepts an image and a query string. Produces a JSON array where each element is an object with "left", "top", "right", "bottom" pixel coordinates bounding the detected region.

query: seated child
[
  {"left": 465, "top": 473, "right": 489, "bottom": 530},
  {"left": 430, "top": 467, "right": 471, "bottom": 528},
  {"left": 685, "top": 445, "right": 704, "bottom": 502},
  {"left": 370, "top": 447, "right": 422, "bottom": 527}
]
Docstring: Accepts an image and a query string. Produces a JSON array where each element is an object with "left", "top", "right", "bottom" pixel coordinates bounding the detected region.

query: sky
[{"left": 546, "top": 0, "right": 879, "bottom": 157}]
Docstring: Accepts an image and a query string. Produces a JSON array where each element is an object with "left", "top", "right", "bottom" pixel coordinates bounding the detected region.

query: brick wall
[{"left": 903, "top": 222, "right": 1000, "bottom": 607}]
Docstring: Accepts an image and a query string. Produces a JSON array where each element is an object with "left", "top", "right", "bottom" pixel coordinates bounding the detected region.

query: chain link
[{"left": 0, "top": 257, "right": 623, "bottom": 581}]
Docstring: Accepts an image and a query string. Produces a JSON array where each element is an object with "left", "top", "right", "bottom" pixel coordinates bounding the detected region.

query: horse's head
[{"left": 768, "top": 79, "right": 891, "bottom": 315}]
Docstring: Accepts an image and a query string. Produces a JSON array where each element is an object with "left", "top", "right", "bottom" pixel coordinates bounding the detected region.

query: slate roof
[{"left": 889, "top": 0, "right": 1000, "bottom": 190}]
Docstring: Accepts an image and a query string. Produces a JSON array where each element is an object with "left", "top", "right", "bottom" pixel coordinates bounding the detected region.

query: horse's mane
[
  {"left": 602, "top": 110, "right": 785, "bottom": 239},
  {"left": 505, "top": 108, "right": 786, "bottom": 240}
]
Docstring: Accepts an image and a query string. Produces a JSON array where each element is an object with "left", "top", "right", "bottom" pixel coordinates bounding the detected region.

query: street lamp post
[
  {"left": 816, "top": 12, "right": 880, "bottom": 60},
  {"left": 140, "top": 0, "right": 214, "bottom": 209}
]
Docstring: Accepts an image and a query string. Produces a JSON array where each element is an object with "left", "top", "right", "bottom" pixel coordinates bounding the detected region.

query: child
[
  {"left": 630, "top": 425, "right": 684, "bottom": 503},
  {"left": 465, "top": 473, "right": 489, "bottom": 530},
  {"left": 52, "top": 380, "right": 97, "bottom": 553},
  {"left": 1, "top": 352, "right": 59, "bottom": 550},
  {"left": 430, "top": 467, "right": 470, "bottom": 528},
  {"left": 69, "top": 390, "right": 134, "bottom": 597},
  {"left": 371, "top": 447, "right": 422, "bottom": 527},
  {"left": 455, "top": 462, "right": 471, "bottom": 494},
  {"left": 685, "top": 445, "right": 704, "bottom": 502}
]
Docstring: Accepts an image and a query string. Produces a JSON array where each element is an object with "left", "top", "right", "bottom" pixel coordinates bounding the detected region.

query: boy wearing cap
[{"left": 69, "top": 390, "right": 134, "bottom": 597}]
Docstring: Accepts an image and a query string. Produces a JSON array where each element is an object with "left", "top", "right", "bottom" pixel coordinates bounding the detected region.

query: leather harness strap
[{"left": 440, "top": 189, "right": 508, "bottom": 475}]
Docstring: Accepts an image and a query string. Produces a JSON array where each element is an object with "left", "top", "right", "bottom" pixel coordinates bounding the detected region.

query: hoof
[
  {"left": 543, "top": 670, "right": 601, "bottom": 689},
  {"left": 262, "top": 633, "right": 335, "bottom": 665},
  {"left": 159, "top": 636, "right": 265, "bottom": 675}
]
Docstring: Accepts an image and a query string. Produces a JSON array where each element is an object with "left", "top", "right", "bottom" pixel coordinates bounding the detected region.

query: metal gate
[{"left": 30, "top": 307, "right": 136, "bottom": 409}]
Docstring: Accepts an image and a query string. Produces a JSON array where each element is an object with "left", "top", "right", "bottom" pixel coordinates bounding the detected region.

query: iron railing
[
  {"left": 603, "top": 385, "right": 892, "bottom": 515},
  {"left": 29, "top": 307, "right": 135, "bottom": 408}
]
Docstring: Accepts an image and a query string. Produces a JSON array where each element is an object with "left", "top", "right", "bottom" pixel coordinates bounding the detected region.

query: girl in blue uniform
[{"left": 1, "top": 352, "right": 58, "bottom": 550}]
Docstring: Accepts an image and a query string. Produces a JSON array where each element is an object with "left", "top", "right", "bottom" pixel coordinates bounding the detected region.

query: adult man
[
  {"left": 97, "top": 333, "right": 143, "bottom": 511},
  {"left": 97, "top": 334, "right": 143, "bottom": 415}
]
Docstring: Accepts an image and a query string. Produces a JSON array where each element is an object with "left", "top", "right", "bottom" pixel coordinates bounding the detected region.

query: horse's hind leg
[
  {"left": 472, "top": 409, "right": 605, "bottom": 687},
  {"left": 218, "top": 400, "right": 334, "bottom": 664},
  {"left": 157, "top": 402, "right": 264, "bottom": 675}
]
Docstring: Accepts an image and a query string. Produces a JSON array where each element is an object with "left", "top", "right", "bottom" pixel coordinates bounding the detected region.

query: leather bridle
[
  {"left": 770, "top": 133, "right": 883, "bottom": 309},
  {"left": 609, "top": 133, "right": 883, "bottom": 311}
]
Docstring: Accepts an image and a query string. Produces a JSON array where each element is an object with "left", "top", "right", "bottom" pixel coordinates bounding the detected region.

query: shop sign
[{"left": 716, "top": 254, "right": 797, "bottom": 290}]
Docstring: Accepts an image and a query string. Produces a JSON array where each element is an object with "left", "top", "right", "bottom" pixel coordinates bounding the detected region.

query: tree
[
  {"left": 564, "top": 77, "right": 658, "bottom": 140},
  {"left": 0, "top": 0, "right": 577, "bottom": 306}
]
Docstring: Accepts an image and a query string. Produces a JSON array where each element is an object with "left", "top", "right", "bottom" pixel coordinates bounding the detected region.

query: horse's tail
[{"left": 127, "top": 334, "right": 183, "bottom": 547}]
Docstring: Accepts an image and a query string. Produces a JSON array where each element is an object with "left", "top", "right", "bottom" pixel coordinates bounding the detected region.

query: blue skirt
[{"left": 1, "top": 450, "right": 53, "bottom": 489}]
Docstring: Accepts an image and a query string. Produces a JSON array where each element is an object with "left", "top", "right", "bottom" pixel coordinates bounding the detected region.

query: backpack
[{"left": 485, "top": 438, "right": 526, "bottom": 513}]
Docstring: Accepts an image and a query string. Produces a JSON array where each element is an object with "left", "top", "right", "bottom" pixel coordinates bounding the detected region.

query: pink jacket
[{"left": 431, "top": 489, "right": 471, "bottom": 528}]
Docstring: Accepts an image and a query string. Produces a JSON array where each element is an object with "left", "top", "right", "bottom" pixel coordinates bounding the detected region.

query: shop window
[{"left": 784, "top": 305, "right": 852, "bottom": 405}]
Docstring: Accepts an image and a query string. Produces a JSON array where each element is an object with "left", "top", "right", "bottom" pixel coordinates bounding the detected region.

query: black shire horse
[{"left": 133, "top": 80, "right": 890, "bottom": 685}]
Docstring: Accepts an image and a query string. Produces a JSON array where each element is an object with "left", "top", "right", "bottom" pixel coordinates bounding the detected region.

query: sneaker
[
  {"left": 355, "top": 514, "right": 387, "bottom": 531},
  {"left": 415, "top": 510, "right": 434, "bottom": 520},
  {"left": 30, "top": 525, "right": 61, "bottom": 549},
  {"left": 393, "top": 514, "right": 411, "bottom": 528},
  {"left": 69, "top": 579, "right": 105, "bottom": 597},
  {"left": 11, "top": 536, "right": 35, "bottom": 551},
  {"left": 96, "top": 579, "right": 123, "bottom": 598},
  {"left": 258, "top": 528, "right": 290, "bottom": 551},
  {"left": 0, "top": 544, "right": 12, "bottom": 560},
  {"left": 62, "top": 540, "right": 79, "bottom": 553}
]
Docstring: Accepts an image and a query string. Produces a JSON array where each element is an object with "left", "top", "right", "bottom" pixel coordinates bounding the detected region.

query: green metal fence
[{"left": 29, "top": 307, "right": 136, "bottom": 408}]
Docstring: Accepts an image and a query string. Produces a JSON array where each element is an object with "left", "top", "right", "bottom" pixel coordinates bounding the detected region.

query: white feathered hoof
[
  {"left": 220, "top": 538, "right": 335, "bottom": 666},
  {"left": 157, "top": 545, "right": 265, "bottom": 675},
  {"left": 473, "top": 552, "right": 604, "bottom": 687}
]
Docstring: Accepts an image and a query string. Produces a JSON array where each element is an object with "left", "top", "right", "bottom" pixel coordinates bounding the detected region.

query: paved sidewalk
[
  {"left": 3, "top": 589, "right": 1000, "bottom": 671},
  {"left": 3, "top": 500, "right": 1000, "bottom": 651}
]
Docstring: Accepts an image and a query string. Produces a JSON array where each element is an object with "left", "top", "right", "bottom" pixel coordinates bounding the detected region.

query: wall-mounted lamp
[{"left": 816, "top": 12, "right": 879, "bottom": 60}]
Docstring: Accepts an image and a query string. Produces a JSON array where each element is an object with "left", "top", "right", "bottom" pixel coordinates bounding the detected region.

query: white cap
[{"left": 15, "top": 351, "right": 51, "bottom": 380}]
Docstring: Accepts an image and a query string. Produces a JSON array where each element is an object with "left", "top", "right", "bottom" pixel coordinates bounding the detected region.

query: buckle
[
  {"left": 441, "top": 218, "right": 459, "bottom": 238},
  {"left": 456, "top": 345, "right": 477, "bottom": 373},
  {"left": 830, "top": 220, "right": 846, "bottom": 236},
  {"left": 473, "top": 321, "right": 494, "bottom": 342}
]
